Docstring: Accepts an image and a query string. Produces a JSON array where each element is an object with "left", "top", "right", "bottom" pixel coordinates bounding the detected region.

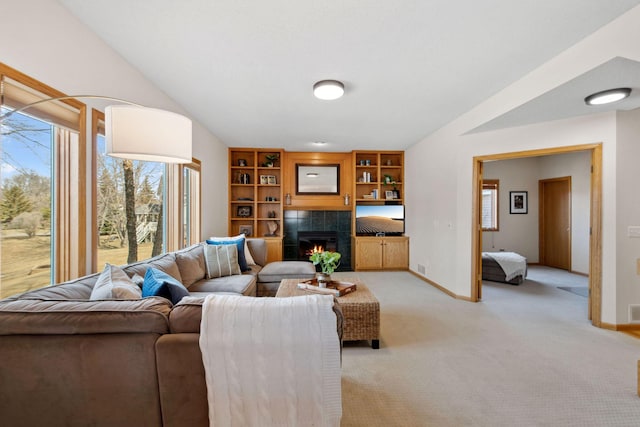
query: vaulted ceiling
[{"left": 58, "top": 0, "right": 640, "bottom": 151}]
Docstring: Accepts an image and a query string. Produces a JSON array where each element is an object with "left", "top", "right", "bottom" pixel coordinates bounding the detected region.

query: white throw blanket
[
  {"left": 485, "top": 251, "right": 527, "bottom": 281},
  {"left": 199, "top": 294, "right": 342, "bottom": 427}
]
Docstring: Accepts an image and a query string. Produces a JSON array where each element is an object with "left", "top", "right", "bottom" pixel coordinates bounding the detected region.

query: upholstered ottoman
[{"left": 257, "top": 261, "right": 316, "bottom": 297}]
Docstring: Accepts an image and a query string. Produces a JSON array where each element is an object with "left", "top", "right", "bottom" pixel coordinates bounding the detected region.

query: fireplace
[{"left": 297, "top": 231, "right": 338, "bottom": 260}]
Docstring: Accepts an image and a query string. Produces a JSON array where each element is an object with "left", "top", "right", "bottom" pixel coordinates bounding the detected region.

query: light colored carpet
[{"left": 334, "top": 267, "right": 640, "bottom": 426}]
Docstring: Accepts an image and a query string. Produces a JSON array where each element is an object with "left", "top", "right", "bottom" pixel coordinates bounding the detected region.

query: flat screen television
[{"left": 355, "top": 204, "right": 404, "bottom": 236}]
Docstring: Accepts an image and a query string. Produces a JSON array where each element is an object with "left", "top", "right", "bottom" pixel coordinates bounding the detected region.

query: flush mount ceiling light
[
  {"left": 584, "top": 88, "right": 631, "bottom": 106},
  {"left": 313, "top": 80, "right": 344, "bottom": 100},
  {"left": 306, "top": 172, "right": 319, "bottom": 177}
]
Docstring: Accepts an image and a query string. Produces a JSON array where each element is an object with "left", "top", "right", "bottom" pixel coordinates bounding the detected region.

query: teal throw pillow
[
  {"left": 142, "top": 267, "right": 189, "bottom": 304},
  {"left": 206, "top": 235, "right": 249, "bottom": 272}
]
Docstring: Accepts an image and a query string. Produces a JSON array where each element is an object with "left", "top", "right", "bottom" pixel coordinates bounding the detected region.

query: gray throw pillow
[
  {"left": 175, "top": 243, "right": 206, "bottom": 287},
  {"left": 204, "top": 244, "right": 242, "bottom": 278},
  {"left": 90, "top": 263, "right": 143, "bottom": 300}
]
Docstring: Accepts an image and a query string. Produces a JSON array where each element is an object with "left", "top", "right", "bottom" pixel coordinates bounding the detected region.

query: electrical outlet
[{"left": 418, "top": 264, "right": 426, "bottom": 274}]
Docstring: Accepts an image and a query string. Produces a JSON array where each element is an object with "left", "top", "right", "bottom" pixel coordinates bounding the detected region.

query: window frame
[
  {"left": 1, "top": 62, "right": 87, "bottom": 284},
  {"left": 481, "top": 179, "right": 499, "bottom": 232}
]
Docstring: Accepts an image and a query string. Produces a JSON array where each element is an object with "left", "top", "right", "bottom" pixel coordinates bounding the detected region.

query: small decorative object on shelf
[
  {"left": 238, "top": 159, "right": 247, "bottom": 167},
  {"left": 237, "top": 206, "right": 252, "bottom": 217},
  {"left": 263, "top": 153, "right": 279, "bottom": 167},
  {"left": 309, "top": 250, "right": 341, "bottom": 288},
  {"left": 238, "top": 172, "right": 250, "bottom": 184},
  {"left": 265, "top": 220, "right": 279, "bottom": 237}
]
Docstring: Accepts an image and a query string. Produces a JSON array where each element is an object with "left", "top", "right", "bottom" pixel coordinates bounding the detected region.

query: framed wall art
[
  {"left": 296, "top": 164, "right": 340, "bottom": 195},
  {"left": 509, "top": 191, "right": 528, "bottom": 214},
  {"left": 239, "top": 225, "right": 253, "bottom": 236}
]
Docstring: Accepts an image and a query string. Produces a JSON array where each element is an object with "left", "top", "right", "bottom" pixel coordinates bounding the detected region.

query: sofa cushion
[
  {"left": 207, "top": 235, "right": 250, "bottom": 272},
  {"left": 169, "top": 296, "right": 206, "bottom": 333},
  {"left": 143, "top": 268, "right": 190, "bottom": 305},
  {"left": 90, "top": 264, "right": 142, "bottom": 300},
  {"left": 203, "top": 244, "right": 241, "bottom": 278},
  {"left": 175, "top": 243, "right": 206, "bottom": 287},
  {"left": 258, "top": 261, "right": 316, "bottom": 283},
  {"left": 123, "top": 253, "right": 183, "bottom": 284},
  {"left": 189, "top": 274, "right": 256, "bottom": 296}
]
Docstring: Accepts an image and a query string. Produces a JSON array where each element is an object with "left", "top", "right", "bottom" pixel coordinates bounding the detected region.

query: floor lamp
[{"left": 0, "top": 95, "right": 192, "bottom": 163}]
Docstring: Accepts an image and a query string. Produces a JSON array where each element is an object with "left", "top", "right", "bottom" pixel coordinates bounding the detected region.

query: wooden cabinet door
[
  {"left": 383, "top": 237, "right": 409, "bottom": 269},
  {"left": 355, "top": 238, "right": 384, "bottom": 270},
  {"left": 265, "top": 238, "right": 282, "bottom": 263}
]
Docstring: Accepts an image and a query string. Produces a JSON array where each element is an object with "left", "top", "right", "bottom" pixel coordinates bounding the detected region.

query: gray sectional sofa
[{"left": 0, "top": 238, "right": 326, "bottom": 427}]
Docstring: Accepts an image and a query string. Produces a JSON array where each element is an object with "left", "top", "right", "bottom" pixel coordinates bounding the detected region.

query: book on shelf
[{"left": 296, "top": 279, "right": 357, "bottom": 297}]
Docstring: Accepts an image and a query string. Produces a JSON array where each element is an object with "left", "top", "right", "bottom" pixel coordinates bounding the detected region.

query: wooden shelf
[{"left": 229, "top": 148, "right": 284, "bottom": 259}]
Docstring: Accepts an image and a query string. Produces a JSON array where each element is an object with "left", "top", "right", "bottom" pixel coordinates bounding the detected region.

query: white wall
[
  {"left": 1, "top": 0, "right": 229, "bottom": 263},
  {"left": 615, "top": 107, "right": 640, "bottom": 323},
  {"left": 538, "top": 151, "right": 591, "bottom": 274},
  {"left": 405, "top": 4, "right": 640, "bottom": 324},
  {"left": 482, "top": 151, "right": 591, "bottom": 274},
  {"left": 482, "top": 157, "right": 540, "bottom": 260}
]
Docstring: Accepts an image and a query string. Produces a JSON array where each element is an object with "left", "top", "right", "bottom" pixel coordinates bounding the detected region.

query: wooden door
[{"left": 539, "top": 177, "right": 571, "bottom": 270}]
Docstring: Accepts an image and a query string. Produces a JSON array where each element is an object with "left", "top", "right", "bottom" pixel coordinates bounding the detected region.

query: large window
[
  {"left": 92, "top": 110, "right": 166, "bottom": 268},
  {"left": 481, "top": 180, "right": 499, "bottom": 231},
  {"left": 0, "top": 63, "right": 86, "bottom": 298},
  {"left": 92, "top": 110, "right": 201, "bottom": 272}
]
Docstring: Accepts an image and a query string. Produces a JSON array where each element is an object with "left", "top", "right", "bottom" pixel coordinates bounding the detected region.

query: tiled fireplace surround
[{"left": 283, "top": 210, "right": 352, "bottom": 271}]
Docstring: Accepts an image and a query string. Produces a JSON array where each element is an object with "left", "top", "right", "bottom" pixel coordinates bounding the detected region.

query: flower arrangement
[{"left": 309, "top": 250, "right": 341, "bottom": 275}]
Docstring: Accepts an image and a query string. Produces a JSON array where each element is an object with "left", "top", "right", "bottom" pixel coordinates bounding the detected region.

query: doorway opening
[{"left": 471, "top": 144, "right": 602, "bottom": 326}]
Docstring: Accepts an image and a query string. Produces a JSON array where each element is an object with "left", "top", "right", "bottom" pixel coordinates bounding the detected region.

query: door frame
[
  {"left": 539, "top": 176, "right": 572, "bottom": 271},
  {"left": 471, "top": 143, "right": 602, "bottom": 326}
]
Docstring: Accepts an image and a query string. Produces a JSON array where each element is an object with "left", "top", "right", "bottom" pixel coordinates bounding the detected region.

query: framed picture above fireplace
[{"left": 296, "top": 164, "right": 340, "bottom": 195}]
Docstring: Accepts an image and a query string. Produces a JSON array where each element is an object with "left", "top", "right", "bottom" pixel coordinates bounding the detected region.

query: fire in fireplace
[{"left": 297, "top": 231, "right": 338, "bottom": 260}]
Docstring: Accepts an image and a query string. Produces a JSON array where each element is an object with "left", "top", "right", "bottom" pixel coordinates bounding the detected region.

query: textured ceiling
[{"left": 58, "top": 0, "right": 640, "bottom": 151}]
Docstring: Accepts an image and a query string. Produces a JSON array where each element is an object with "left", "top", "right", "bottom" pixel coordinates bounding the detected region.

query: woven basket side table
[{"left": 276, "top": 278, "right": 380, "bottom": 349}]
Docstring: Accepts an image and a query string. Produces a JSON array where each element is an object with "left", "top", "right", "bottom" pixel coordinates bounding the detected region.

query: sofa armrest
[{"left": 0, "top": 297, "right": 172, "bottom": 335}]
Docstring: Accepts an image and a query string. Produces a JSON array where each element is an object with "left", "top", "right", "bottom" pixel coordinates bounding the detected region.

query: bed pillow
[
  {"left": 142, "top": 267, "right": 190, "bottom": 305},
  {"left": 206, "top": 234, "right": 250, "bottom": 271},
  {"left": 90, "top": 263, "right": 142, "bottom": 300},
  {"left": 203, "top": 244, "right": 242, "bottom": 278}
]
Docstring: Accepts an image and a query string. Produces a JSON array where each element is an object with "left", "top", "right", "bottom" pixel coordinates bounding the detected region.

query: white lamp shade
[{"left": 105, "top": 105, "right": 192, "bottom": 163}]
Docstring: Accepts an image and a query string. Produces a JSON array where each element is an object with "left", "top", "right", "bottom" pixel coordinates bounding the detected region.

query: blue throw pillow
[
  {"left": 206, "top": 235, "right": 249, "bottom": 272},
  {"left": 142, "top": 267, "right": 189, "bottom": 305}
]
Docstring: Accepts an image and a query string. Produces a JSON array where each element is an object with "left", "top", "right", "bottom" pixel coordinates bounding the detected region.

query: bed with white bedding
[{"left": 482, "top": 251, "right": 527, "bottom": 285}]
